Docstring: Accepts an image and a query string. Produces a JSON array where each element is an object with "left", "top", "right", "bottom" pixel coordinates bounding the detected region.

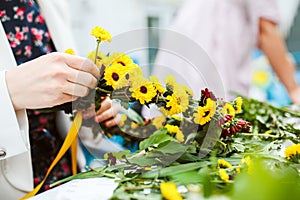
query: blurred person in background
[
  {"left": 152, "top": 0, "right": 300, "bottom": 103},
  {"left": 0, "top": 0, "right": 121, "bottom": 199}
]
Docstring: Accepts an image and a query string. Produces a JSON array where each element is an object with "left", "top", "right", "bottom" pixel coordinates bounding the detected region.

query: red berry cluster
[{"left": 219, "top": 114, "right": 251, "bottom": 138}]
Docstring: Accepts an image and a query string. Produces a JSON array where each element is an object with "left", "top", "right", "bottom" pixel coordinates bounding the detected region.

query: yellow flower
[
  {"left": 131, "top": 122, "right": 139, "bottom": 129},
  {"left": 130, "top": 78, "right": 157, "bottom": 104},
  {"left": 171, "top": 115, "right": 183, "bottom": 121},
  {"left": 164, "top": 74, "right": 177, "bottom": 87},
  {"left": 173, "top": 84, "right": 189, "bottom": 112},
  {"left": 219, "top": 169, "right": 229, "bottom": 182},
  {"left": 126, "top": 66, "right": 143, "bottom": 85},
  {"left": 221, "top": 103, "right": 235, "bottom": 118},
  {"left": 164, "top": 124, "right": 180, "bottom": 134},
  {"left": 109, "top": 52, "right": 133, "bottom": 67},
  {"left": 119, "top": 114, "right": 127, "bottom": 127},
  {"left": 241, "top": 156, "right": 253, "bottom": 174},
  {"left": 150, "top": 76, "right": 166, "bottom": 94},
  {"left": 252, "top": 71, "right": 268, "bottom": 86},
  {"left": 90, "top": 26, "right": 112, "bottom": 42},
  {"left": 193, "top": 98, "right": 216, "bottom": 125},
  {"left": 234, "top": 97, "right": 243, "bottom": 113},
  {"left": 64, "top": 48, "right": 75, "bottom": 55},
  {"left": 104, "top": 64, "right": 128, "bottom": 89},
  {"left": 176, "top": 131, "right": 185, "bottom": 143},
  {"left": 218, "top": 159, "right": 233, "bottom": 168},
  {"left": 182, "top": 85, "right": 194, "bottom": 96},
  {"left": 87, "top": 51, "right": 109, "bottom": 67},
  {"left": 152, "top": 116, "right": 166, "bottom": 129},
  {"left": 162, "top": 94, "right": 182, "bottom": 116},
  {"left": 162, "top": 86, "right": 189, "bottom": 116},
  {"left": 284, "top": 143, "right": 300, "bottom": 160},
  {"left": 160, "top": 182, "right": 183, "bottom": 200}
]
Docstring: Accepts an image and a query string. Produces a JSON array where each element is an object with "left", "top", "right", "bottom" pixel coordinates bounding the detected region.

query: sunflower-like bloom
[
  {"left": 90, "top": 26, "right": 112, "bottom": 42},
  {"left": 104, "top": 64, "right": 128, "bottom": 89},
  {"left": 64, "top": 48, "right": 75, "bottom": 55},
  {"left": 130, "top": 78, "right": 157, "bottom": 104},
  {"left": 193, "top": 98, "right": 216, "bottom": 125},
  {"left": 109, "top": 52, "right": 133, "bottom": 67},
  {"left": 219, "top": 169, "right": 229, "bottom": 182},
  {"left": 124, "top": 65, "right": 143, "bottom": 86},
  {"left": 164, "top": 74, "right": 177, "bottom": 87},
  {"left": 221, "top": 103, "right": 235, "bottom": 118},
  {"left": 152, "top": 115, "right": 166, "bottom": 129},
  {"left": 87, "top": 51, "right": 109, "bottom": 67},
  {"left": 218, "top": 159, "right": 233, "bottom": 168},
  {"left": 162, "top": 94, "right": 183, "bottom": 116},
  {"left": 173, "top": 84, "right": 189, "bottom": 111},
  {"left": 150, "top": 76, "right": 166, "bottom": 94},
  {"left": 176, "top": 131, "right": 185, "bottom": 143},
  {"left": 164, "top": 124, "right": 180, "bottom": 134},
  {"left": 160, "top": 182, "right": 183, "bottom": 200},
  {"left": 182, "top": 85, "right": 194, "bottom": 97},
  {"left": 285, "top": 143, "right": 300, "bottom": 160},
  {"left": 233, "top": 97, "right": 243, "bottom": 113}
]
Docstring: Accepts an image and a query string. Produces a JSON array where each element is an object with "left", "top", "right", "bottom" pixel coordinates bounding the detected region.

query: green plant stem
[
  {"left": 94, "top": 39, "right": 101, "bottom": 64},
  {"left": 96, "top": 87, "right": 111, "bottom": 94},
  {"left": 124, "top": 185, "right": 159, "bottom": 191},
  {"left": 86, "top": 166, "right": 116, "bottom": 178},
  {"left": 241, "top": 133, "right": 279, "bottom": 138},
  {"left": 217, "top": 140, "right": 227, "bottom": 148}
]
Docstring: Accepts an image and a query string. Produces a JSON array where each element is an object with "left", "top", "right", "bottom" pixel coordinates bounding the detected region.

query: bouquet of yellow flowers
[
  {"left": 45, "top": 26, "right": 300, "bottom": 200},
  {"left": 60, "top": 26, "right": 252, "bottom": 147}
]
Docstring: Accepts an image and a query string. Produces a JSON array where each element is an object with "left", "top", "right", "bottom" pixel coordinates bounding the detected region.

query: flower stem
[
  {"left": 241, "top": 133, "right": 279, "bottom": 138},
  {"left": 94, "top": 39, "right": 101, "bottom": 64},
  {"left": 86, "top": 166, "right": 116, "bottom": 178},
  {"left": 96, "top": 87, "right": 111, "bottom": 94}
]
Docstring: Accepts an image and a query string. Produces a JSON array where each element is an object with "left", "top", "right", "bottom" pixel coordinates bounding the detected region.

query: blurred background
[{"left": 67, "top": 0, "right": 300, "bottom": 106}]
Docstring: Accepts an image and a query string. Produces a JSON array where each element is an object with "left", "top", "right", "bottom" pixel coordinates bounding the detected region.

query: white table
[{"left": 29, "top": 178, "right": 118, "bottom": 200}]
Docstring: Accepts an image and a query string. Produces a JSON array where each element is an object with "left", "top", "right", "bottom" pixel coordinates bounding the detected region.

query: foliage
[{"left": 51, "top": 27, "right": 300, "bottom": 199}]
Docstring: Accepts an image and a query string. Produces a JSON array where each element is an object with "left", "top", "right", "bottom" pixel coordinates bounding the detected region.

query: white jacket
[{"left": 0, "top": 0, "right": 77, "bottom": 199}]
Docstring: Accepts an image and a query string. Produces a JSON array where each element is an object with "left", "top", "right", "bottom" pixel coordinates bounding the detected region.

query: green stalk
[{"left": 94, "top": 39, "right": 101, "bottom": 64}]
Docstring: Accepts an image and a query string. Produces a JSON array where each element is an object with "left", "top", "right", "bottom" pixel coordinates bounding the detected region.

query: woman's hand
[
  {"left": 5, "top": 52, "right": 99, "bottom": 110},
  {"left": 83, "top": 97, "right": 121, "bottom": 128}
]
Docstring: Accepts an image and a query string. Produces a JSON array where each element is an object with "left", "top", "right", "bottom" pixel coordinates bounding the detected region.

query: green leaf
[
  {"left": 141, "top": 161, "right": 209, "bottom": 178},
  {"left": 127, "top": 108, "right": 144, "bottom": 124},
  {"left": 128, "top": 141, "right": 187, "bottom": 167},
  {"left": 171, "top": 171, "right": 203, "bottom": 184},
  {"left": 104, "top": 150, "right": 131, "bottom": 161},
  {"left": 139, "top": 129, "right": 175, "bottom": 150}
]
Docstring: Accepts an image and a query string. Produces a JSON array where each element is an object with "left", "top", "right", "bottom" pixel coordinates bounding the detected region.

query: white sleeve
[{"left": 0, "top": 70, "right": 29, "bottom": 160}]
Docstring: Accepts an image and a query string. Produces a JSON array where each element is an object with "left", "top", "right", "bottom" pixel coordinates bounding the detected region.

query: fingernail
[
  {"left": 105, "top": 121, "right": 112, "bottom": 127},
  {"left": 95, "top": 115, "right": 103, "bottom": 122}
]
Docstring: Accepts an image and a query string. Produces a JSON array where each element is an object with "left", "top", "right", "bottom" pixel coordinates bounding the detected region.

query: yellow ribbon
[{"left": 21, "top": 111, "right": 83, "bottom": 200}]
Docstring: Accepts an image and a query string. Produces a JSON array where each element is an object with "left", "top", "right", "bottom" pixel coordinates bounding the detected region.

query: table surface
[{"left": 29, "top": 177, "right": 118, "bottom": 200}]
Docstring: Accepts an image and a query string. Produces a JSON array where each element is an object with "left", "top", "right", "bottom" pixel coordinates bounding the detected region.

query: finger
[
  {"left": 62, "top": 81, "right": 89, "bottom": 97},
  {"left": 104, "top": 113, "right": 121, "bottom": 127},
  {"left": 96, "top": 97, "right": 112, "bottom": 115},
  {"left": 67, "top": 67, "right": 98, "bottom": 89},
  {"left": 95, "top": 101, "right": 121, "bottom": 123},
  {"left": 63, "top": 53, "right": 100, "bottom": 78}
]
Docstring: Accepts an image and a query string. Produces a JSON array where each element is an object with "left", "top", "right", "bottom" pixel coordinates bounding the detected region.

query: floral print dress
[{"left": 0, "top": 0, "right": 72, "bottom": 192}]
